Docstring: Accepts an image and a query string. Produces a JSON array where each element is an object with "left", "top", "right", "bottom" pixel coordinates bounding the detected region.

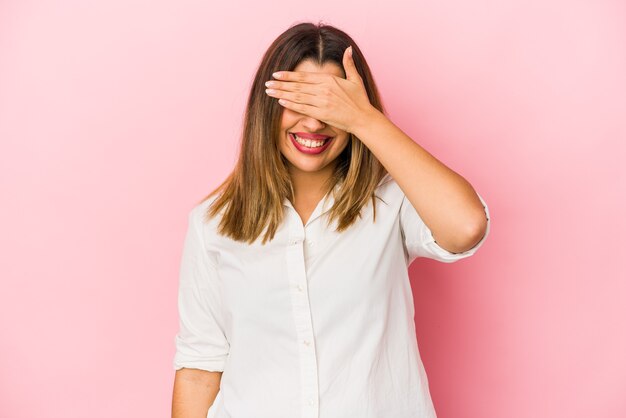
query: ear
[{"left": 343, "top": 46, "right": 362, "bottom": 84}]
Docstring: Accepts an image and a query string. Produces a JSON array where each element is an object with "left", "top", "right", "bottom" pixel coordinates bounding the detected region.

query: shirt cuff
[{"left": 419, "top": 191, "right": 491, "bottom": 263}]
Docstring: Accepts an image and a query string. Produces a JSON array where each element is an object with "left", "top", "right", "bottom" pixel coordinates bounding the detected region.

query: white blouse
[{"left": 173, "top": 173, "right": 491, "bottom": 418}]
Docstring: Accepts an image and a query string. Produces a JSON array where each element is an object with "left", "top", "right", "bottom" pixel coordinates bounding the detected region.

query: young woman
[{"left": 171, "top": 22, "right": 490, "bottom": 418}]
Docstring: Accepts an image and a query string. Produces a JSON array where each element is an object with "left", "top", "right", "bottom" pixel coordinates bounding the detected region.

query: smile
[{"left": 289, "top": 132, "right": 334, "bottom": 154}]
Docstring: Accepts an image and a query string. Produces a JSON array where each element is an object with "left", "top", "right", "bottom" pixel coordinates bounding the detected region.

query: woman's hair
[{"left": 200, "top": 21, "right": 389, "bottom": 245}]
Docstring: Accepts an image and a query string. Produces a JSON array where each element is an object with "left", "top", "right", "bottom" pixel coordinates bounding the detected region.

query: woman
[{"left": 171, "top": 21, "right": 490, "bottom": 418}]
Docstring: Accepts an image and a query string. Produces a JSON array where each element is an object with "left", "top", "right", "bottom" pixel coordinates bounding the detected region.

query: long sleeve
[{"left": 173, "top": 206, "right": 230, "bottom": 372}]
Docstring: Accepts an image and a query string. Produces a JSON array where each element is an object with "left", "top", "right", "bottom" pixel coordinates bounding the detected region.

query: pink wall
[{"left": 1, "top": 1, "right": 624, "bottom": 417}]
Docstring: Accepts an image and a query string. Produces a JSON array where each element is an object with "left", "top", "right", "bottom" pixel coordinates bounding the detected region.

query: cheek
[
  {"left": 335, "top": 136, "right": 351, "bottom": 150},
  {"left": 280, "top": 110, "right": 299, "bottom": 126}
]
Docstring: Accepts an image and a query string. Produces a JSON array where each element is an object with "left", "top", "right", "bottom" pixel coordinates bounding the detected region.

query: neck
[{"left": 288, "top": 162, "right": 336, "bottom": 201}]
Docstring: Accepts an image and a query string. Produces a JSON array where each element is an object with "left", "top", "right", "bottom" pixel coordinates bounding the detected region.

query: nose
[{"left": 300, "top": 115, "right": 326, "bottom": 131}]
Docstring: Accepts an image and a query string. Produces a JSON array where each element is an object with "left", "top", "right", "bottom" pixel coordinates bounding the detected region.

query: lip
[
  {"left": 290, "top": 132, "right": 333, "bottom": 140},
  {"left": 289, "top": 132, "right": 334, "bottom": 155}
]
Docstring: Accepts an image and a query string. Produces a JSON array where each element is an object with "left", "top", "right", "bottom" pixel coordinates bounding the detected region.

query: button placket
[{"left": 286, "top": 214, "right": 320, "bottom": 418}]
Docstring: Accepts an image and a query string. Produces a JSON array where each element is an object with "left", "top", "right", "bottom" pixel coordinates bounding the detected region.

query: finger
[
  {"left": 267, "top": 88, "right": 325, "bottom": 108},
  {"left": 272, "top": 70, "right": 324, "bottom": 84},
  {"left": 342, "top": 46, "right": 362, "bottom": 84},
  {"left": 277, "top": 98, "right": 323, "bottom": 120},
  {"left": 265, "top": 79, "right": 318, "bottom": 95}
]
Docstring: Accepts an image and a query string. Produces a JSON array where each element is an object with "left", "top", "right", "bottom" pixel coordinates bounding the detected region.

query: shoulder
[
  {"left": 375, "top": 172, "right": 403, "bottom": 201},
  {"left": 188, "top": 194, "right": 223, "bottom": 235}
]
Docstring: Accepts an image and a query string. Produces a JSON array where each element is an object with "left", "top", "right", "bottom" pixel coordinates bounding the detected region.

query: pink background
[{"left": 1, "top": 1, "right": 625, "bottom": 417}]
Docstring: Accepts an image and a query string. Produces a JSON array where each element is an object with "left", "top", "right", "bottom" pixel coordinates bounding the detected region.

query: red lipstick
[{"left": 289, "top": 132, "right": 334, "bottom": 155}]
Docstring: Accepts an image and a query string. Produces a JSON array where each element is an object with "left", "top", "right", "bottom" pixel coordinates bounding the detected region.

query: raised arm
[
  {"left": 351, "top": 109, "right": 488, "bottom": 254},
  {"left": 267, "top": 46, "right": 488, "bottom": 255}
]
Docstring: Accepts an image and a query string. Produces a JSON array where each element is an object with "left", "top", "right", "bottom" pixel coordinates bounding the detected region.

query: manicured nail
[{"left": 272, "top": 72, "right": 282, "bottom": 78}]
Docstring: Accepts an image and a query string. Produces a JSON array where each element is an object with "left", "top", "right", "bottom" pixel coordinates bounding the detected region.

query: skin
[
  {"left": 172, "top": 45, "right": 489, "bottom": 418},
  {"left": 277, "top": 59, "right": 351, "bottom": 224},
  {"left": 171, "top": 368, "right": 222, "bottom": 418},
  {"left": 266, "top": 46, "right": 488, "bottom": 253}
]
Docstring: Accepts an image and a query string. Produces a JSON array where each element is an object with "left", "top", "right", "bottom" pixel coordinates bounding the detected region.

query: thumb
[{"left": 343, "top": 46, "right": 362, "bottom": 84}]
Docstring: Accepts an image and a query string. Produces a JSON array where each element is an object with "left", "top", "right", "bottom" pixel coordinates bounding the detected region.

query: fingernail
[{"left": 272, "top": 72, "right": 282, "bottom": 78}]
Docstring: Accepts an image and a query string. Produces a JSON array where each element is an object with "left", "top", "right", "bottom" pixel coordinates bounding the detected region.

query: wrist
[{"left": 350, "top": 106, "right": 385, "bottom": 138}]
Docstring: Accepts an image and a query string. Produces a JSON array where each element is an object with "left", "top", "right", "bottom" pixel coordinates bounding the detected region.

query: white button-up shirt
[{"left": 173, "top": 173, "right": 490, "bottom": 418}]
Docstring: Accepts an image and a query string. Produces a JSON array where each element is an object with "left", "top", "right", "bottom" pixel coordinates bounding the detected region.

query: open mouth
[{"left": 289, "top": 132, "right": 333, "bottom": 149}]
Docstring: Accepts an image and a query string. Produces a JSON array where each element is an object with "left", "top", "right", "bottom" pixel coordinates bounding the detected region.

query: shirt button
[
  {"left": 303, "top": 340, "right": 310, "bottom": 346},
  {"left": 290, "top": 239, "right": 301, "bottom": 245},
  {"left": 297, "top": 284, "right": 304, "bottom": 292},
  {"left": 307, "top": 240, "right": 314, "bottom": 246},
  {"left": 308, "top": 399, "right": 315, "bottom": 406}
]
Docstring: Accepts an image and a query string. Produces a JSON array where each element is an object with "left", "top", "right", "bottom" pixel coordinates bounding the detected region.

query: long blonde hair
[{"left": 200, "top": 21, "right": 389, "bottom": 245}]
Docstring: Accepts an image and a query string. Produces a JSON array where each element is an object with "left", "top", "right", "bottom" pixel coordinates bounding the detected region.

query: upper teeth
[{"left": 293, "top": 134, "right": 329, "bottom": 148}]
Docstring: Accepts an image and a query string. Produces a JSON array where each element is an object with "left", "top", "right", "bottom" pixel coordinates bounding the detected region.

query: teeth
[{"left": 292, "top": 134, "right": 329, "bottom": 148}]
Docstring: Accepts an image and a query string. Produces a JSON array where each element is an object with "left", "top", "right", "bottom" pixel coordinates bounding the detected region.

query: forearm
[
  {"left": 172, "top": 369, "right": 222, "bottom": 418},
  {"left": 352, "top": 108, "right": 488, "bottom": 253}
]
